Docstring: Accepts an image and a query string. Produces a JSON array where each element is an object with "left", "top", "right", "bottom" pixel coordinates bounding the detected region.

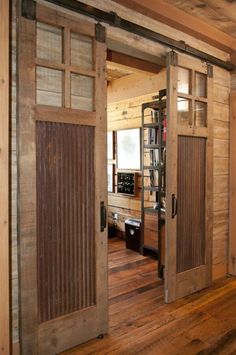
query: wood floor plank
[{"left": 63, "top": 238, "right": 236, "bottom": 355}]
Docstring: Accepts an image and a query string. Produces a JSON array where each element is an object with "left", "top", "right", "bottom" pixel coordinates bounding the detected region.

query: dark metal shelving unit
[{"left": 141, "top": 89, "right": 167, "bottom": 278}]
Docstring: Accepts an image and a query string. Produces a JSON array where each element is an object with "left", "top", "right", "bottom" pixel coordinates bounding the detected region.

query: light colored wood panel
[
  {"left": 213, "top": 193, "right": 229, "bottom": 212},
  {"left": 229, "top": 88, "right": 236, "bottom": 275},
  {"left": 176, "top": 265, "right": 208, "bottom": 299},
  {"left": 39, "top": 307, "right": 99, "bottom": 354},
  {"left": 213, "top": 157, "right": 229, "bottom": 176},
  {"left": 37, "top": 4, "right": 95, "bottom": 36},
  {"left": 64, "top": 27, "right": 71, "bottom": 108},
  {"left": 213, "top": 120, "right": 229, "bottom": 140},
  {"left": 108, "top": 194, "right": 141, "bottom": 212},
  {"left": 108, "top": 70, "right": 166, "bottom": 103},
  {"left": 0, "top": 0, "right": 9, "bottom": 353},
  {"left": 36, "top": 21, "right": 63, "bottom": 63},
  {"left": 178, "top": 53, "right": 208, "bottom": 74},
  {"left": 71, "top": 73, "right": 94, "bottom": 111},
  {"left": 213, "top": 175, "right": 229, "bottom": 195},
  {"left": 94, "top": 37, "right": 109, "bottom": 339},
  {"left": 213, "top": 102, "right": 229, "bottom": 122},
  {"left": 71, "top": 32, "right": 93, "bottom": 70},
  {"left": 212, "top": 262, "right": 227, "bottom": 280},
  {"left": 213, "top": 67, "right": 230, "bottom": 88},
  {"left": 213, "top": 238, "right": 228, "bottom": 265},
  {"left": 165, "top": 52, "right": 178, "bottom": 303},
  {"left": 36, "top": 66, "right": 63, "bottom": 107},
  {"left": 213, "top": 84, "right": 230, "bottom": 105},
  {"left": 35, "top": 105, "right": 96, "bottom": 123},
  {"left": 213, "top": 210, "right": 229, "bottom": 236},
  {"left": 108, "top": 118, "right": 141, "bottom": 131},
  {"left": 37, "top": 91, "right": 62, "bottom": 107},
  {"left": 18, "top": 15, "right": 38, "bottom": 353},
  {"left": 213, "top": 139, "right": 229, "bottom": 158}
]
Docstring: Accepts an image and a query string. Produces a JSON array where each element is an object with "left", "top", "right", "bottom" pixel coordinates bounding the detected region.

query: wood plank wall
[
  {"left": 0, "top": 0, "right": 10, "bottom": 354},
  {"left": 212, "top": 66, "right": 230, "bottom": 280},
  {"left": 107, "top": 71, "right": 166, "bottom": 234},
  {"left": 229, "top": 71, "right": 236, "bottom": 275}
]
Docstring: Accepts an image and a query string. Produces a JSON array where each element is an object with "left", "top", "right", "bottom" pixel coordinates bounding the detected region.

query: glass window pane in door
[
  {"left": 177, "top": 97, "right": 191, "bottom": 125},
  {"left": 71, "top": 32, "right": 93, "bottom": 70},
  {"left": 37, "top": 22, "right": 62, "bottom": 63},
  {"left": 71, "top": 73, "right": 94, "bottom": 111},
  {"left": 196, "top": 72, "right": 207, "bottom": 98},
  {"left": 36, "top": 66, "right": 63, "bottom": 107},
  {"left": 195, "top": 101, "right": 207, "bottom": 127},
  {"left": 178, "top": 67, "right": 191, "bottom": 94}
]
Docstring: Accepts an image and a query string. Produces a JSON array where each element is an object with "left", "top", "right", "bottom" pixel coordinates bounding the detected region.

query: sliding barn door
[
  {"left": 165, "top": 51, "right": 213, "bottom": 303},
  {"left": 19, "top": 4, "right": 107, "bottom": 354}
]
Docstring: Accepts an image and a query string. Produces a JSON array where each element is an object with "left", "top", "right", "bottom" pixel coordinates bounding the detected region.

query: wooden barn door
[
  {"left": 19, "top": 4, "right": 107, "bottom": 354},
  {"left": 165, "top": 51, "right": 213, "bottom": 303}
]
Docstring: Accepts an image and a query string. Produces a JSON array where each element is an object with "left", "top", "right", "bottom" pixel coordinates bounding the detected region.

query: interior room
[
  {"left": 106, "top": 54, "right": 167, "bottom": 319},
  {"left": 106, "top": 52, "right": 167, "bottom": 280}
]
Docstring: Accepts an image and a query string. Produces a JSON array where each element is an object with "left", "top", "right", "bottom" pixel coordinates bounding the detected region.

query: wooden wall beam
[
  {"left": 113, "top": 0, "right": 236, "bottom": 53},
  {"left": 0, "top": 0, "right": 10, "bottom": 354},
  {"left": 107, "top": 50, "right": 163, "bottom": 73}
]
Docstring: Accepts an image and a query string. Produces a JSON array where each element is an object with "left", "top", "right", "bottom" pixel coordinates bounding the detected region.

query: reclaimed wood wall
[{"left": 212, "top": 66, "right": 230, "bottom": 280}]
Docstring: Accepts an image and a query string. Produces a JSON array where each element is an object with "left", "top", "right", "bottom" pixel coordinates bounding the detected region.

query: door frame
[{"left": 0, "top": 0, "right": 10, "bottom": 353}]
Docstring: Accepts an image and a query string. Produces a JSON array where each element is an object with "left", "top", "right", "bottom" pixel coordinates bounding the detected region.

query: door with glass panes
[
  {"left": 19, "top": 4, "right": 108, "bottom": 354},
  {"left": 165, "top": 51, "right": 213, "bottom": 303}
]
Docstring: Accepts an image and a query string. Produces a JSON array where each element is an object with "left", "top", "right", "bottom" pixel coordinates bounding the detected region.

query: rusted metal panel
[
  {"left": 177, "top": 136, "right": 206, "bottom": 273},
  {"left": 36, "top": 121, "right": 95, "bottom": 323}
]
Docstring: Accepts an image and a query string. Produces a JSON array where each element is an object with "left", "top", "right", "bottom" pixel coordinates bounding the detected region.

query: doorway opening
[{"left": 106, "top": 48, "right": 167, "bottom": 329}]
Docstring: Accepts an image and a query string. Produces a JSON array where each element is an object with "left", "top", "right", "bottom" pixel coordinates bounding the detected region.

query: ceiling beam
[
  {"left": 113, "top": 0, "right": 236, "bottom": 53},
  {"left": 107, "top": 50, "right": 164, "bottom": 74}
]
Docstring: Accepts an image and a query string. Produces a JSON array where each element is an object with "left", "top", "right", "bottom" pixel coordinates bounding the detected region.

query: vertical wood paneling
[
  {"left": 0, "top": 0, "right": 9, "bottom": 353},
  {"left": 229, "top": 76, "right": 236, "bottom": 275},
  {"left": 36, "top": 122, "right": 96, "bottom": 323},
  {"left": 177, "top": 136, "right": 206, "bottom": 273}
]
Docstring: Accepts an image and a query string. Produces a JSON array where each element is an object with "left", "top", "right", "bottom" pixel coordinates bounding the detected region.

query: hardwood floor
[{"left": 65, "top": 238, "right": 236, "bottom": 355}]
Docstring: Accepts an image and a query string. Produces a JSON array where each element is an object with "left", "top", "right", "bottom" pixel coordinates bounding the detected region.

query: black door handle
[
  {"left": 100, "top": 201, "right": 107, "bottom": 232},
  {"left": 172, "top": 194, "right": 177, "bottom": 218}
]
